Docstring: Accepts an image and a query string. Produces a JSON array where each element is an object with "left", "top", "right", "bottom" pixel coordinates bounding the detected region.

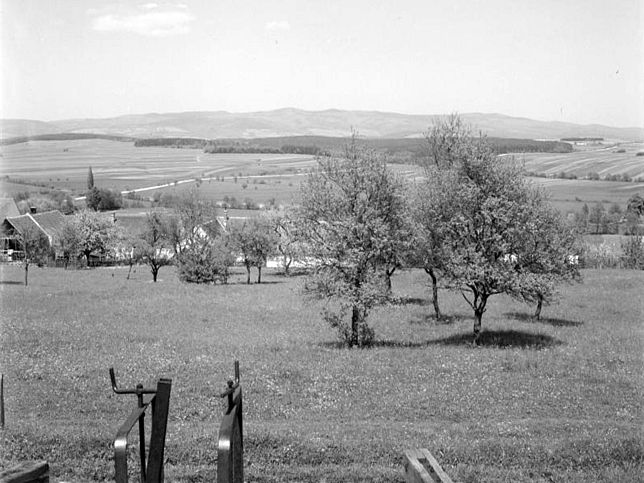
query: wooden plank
[
  {"left": 404, "top": 448, "right": 454, "bottom": 483},
  {"left": 0, "top": 461, "right": 49, "bottom": 483}
]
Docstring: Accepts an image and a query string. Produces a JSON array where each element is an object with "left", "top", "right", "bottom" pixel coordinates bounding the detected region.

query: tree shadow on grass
[
  {"left": 389, "top": 296, "right": 428, "bottom": 306},
  {"left": 0, "top": 280, "right": 23, "bottom": 285},
  {"left": 409, "top": 313, "right": 466, "bottom": 325},
  {"left": 318, "top": 339, "right": 435, "bottom": 349},
  {"left": 430, "top": 329, "right": 563, "bottom": 349},
  {"left": 228, "top": 280, "right": 284, "bottom": 285},
  {"left": 319, "top": 329, "right": 561, "bottom": 350},
  {"left": 504, "top": 311, "right": 583, "bottom": 327}
]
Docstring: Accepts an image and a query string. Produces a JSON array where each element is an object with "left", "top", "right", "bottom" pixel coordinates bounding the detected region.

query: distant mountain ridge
[{"left": 2, "top": 108, "right": 642, "bottom": 141}]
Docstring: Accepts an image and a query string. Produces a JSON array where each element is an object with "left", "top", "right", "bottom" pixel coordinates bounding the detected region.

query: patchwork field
[
  {"left": 0, "top": 266, "right": 642, "bottom": 482},
  {"left": 530, "top": 178, "right": 644, "bottom": 214},
  {"left": 1, "top": 139, "right": 642, "bottom": 214},
  {"left": 519, "top": 142, "right": 644, "bottom": 180},
  {"left": 0, "top": 139, "right": 420, "bottom": 207},
  {"left": 0, "top": 139, "right": 316, "bottom": 204}
]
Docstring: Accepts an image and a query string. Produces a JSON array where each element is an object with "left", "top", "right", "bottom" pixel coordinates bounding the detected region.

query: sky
[{"left": 1, "top": 0, "right": 642, "bottom": 127}]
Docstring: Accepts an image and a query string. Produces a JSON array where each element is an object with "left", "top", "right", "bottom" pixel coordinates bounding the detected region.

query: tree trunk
[
  {"left": 127, "top": 260, "right": 133, "bottom": 280},
  {"left": 84, "top": 250, "right": 91, "bottom": 268},
  {"left": 152, "top": 267, "right": 158, "bottom": 282},
  {"left": 472, "top": 292, "right": 488, "bottom": 345},
  {"left": 384, "top": 265, "right": 396, "bottom": 294},
  {"left": 350, "top": 306, "right": 361, "bottom": 347},
  {"left": 473, "top": 308, "right": 483, "bottom": 345},
  {"left": 425, "top": 268, "right": 441, "bottom": 320},
  {"left": 24, "top": 262, "right": 29, "bottom": 286},
  {"left": 533, "top": 294, "right": 543, "bottom": 320},
  {"left": 257, "top": 266, "right": 262, "bottom": 284},
  {"left": 245, "top": 263, "right": 251, "bottom": 284}
]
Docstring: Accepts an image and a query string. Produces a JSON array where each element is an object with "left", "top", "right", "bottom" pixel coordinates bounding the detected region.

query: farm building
[
  {"left": 1, "top": 210, "right": 66, "bottom": 260},
  {"left": 0, "top": 198, "right": 20, "bottom": 220}
]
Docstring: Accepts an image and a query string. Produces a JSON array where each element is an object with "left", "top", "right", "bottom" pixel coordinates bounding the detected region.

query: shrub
[
  {"left": 86, "top": 187, "right": 122, "bottom": 211},
  {"left": 177, "top": 237, "right": 235, "bottom": 284},
  {"left": 581, "top": 241, "right": 621, "bottom": 269},
  {"left": 621, "top": 235, "right": 644, "bottom": 269}
]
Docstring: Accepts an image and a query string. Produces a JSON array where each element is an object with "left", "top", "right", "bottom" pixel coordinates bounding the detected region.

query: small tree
[
  {"left": 170, "top": 188, "right": 235, "bottom": 284},
  {"left": 621, "top": 234, "right": 644, "bottom": 269},
  {"left": 297, "top": 141, "right": 407, "bottom": 347},
  {"left": 412, "top": 115, "right": 484, "bottom": 318},
  {"left": 60, "top": 210, "right": 116, "bottom": 266},
  {"left": 87, "top": 166, "right": 95, "bottom": 190},
  {"left": 86, "top": 187, "right": 122, "bottom": 211},
  {"left": 409, "top": 177, "right": 459, "bottom": 320},
  {"left": 265, "top": 207, "right": 300, "bottom": 275},
  {"left": 230, "top": 217, "right": 277, "bottom": 284},
  {"left": 626, "top": 193, "right": 644, "bottom": 217},
  {"left": 177, "top": 235, "right": 235, "bottom": 284},
  {"left": 17, "top": 225, "right": 51, "bottom": 286},
  {"left": 427, "top": 131, "right": 578, "bottom": 344},
  {"left": 134, "top": 211, "right": 174, "bottom": 282},
  {"left": 589, "top": 202, "right": 606, "bottom": 234},
  {"left": 510, "top": 194, "right": 582, "bottom": 319}
]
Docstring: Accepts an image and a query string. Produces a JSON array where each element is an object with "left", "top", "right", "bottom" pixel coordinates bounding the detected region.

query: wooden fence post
[
  {"left": 0, "top": 461, "right": 50, "bottom": 483},
  {"left": 1, "top": 373, "right": 5, "bottom": 429},
  {"left": 404, "top": 448, "right": 454, "bottom": 483}
]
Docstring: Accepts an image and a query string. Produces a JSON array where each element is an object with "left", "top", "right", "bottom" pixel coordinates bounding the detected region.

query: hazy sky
[{"left": 1, "top": 0, "right": 642, "bottom": 126}]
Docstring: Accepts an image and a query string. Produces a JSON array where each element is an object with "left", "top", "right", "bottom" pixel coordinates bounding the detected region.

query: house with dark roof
[
  {"left": 0, "top": 198, "right": 20, "bottom": 221},
  {"left": 1, "top": 210, "right": 67, "bottom": 260}
]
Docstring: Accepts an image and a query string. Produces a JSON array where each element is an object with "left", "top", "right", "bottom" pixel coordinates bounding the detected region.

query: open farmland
[
  {"left": 1, "top": 138, "right": 642, "bottom": 214},
  {"left": 519, "top": 142, "right": 644, "bottom": 180},
  {"left": 0, "top": 138, "right": 316, "bottom": 197},
  {"left": 0, "top": 266, "right": 642, "bottom": 482},
  {"left": 0, "top": 139, "right": 421, "bottom": 207},
  {"left": 530, "top": 178, "right": 644, "bottom": 214}
]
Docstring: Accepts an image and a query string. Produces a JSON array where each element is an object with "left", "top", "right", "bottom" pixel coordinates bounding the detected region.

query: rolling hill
[{"left": 2, "top": 109, "right": 643, "bottom": 141}]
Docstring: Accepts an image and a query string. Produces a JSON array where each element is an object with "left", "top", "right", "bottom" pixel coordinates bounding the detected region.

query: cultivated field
[
  {"left": 530, "top": 177, "right": 644, "bottom": 214},
  {"left": 0, "top": 139, "right": 317, "bottom": 205},
  {"left": 0, "top": 266, "right": 642, "bottom": 482},
  {"left": 0, "top": 139, "right": 421, "bottom": 207},
  {"left": 2, "top": 139, "right": 642, "bottom": 215},
  {"left": 519, "top": 142, "right": 644, "bottom": 180}
]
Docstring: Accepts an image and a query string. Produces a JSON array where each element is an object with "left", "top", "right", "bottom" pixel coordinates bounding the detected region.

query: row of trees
[
  {"left": 297, "top": 117, "right": 582, "bottom": 346},
  {"left": 22, "top": 117, "right": 595, "bottom": 346},
  {"left": 72, "top": 118, "right": 584, "bottom": 346},
  {"left": 572, "top": 194, "right": 644, "bottom": 235}
]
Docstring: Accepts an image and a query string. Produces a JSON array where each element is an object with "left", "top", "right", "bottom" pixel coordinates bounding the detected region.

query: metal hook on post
[{"left": 109, "top": 368, "right": 161, "bottom": 483}]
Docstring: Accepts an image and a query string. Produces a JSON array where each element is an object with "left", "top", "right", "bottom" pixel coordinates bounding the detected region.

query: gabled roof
[
  {"left": 3, "top": 215, "right": 37, "bottom": 235},
  {"left": 3, "top": 211, "right": 66, "bottom": 245},
  {"left": 31, "top": 211, "right": 66, "bottom": 241},
  {"left": 0, "top": 198, "right": 20, "bottom": 220}
]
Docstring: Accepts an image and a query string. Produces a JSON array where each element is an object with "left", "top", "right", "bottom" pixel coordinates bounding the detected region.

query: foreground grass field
[{"left": 0, "top": 266, "right": 642, "bottom": 482}]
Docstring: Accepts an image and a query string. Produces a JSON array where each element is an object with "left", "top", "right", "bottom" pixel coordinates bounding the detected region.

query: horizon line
[{"left": 2, "top": 108, "right": 643, "bottom": 131}]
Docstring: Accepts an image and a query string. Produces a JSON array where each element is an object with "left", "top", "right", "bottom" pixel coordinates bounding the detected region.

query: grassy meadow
[{"left": 0, "top": 265, "right": 642, "bottom": 482}]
